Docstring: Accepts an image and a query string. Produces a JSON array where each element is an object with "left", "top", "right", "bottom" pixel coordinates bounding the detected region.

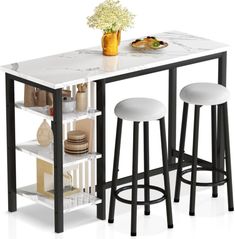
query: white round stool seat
[
  {"left": 180, "top": 83, "right": 229, "bottom": 106},
  {"left": 114, "top": 98, "right": 166, "bottom": 122}
]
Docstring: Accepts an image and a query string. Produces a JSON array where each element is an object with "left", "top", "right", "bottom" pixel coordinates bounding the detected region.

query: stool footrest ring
[
  {"left": 114, "top": 184, "right": 166, "bottom": 205},
  {"left": 180, "top": 167, "right": 227, "bottom": 187}
]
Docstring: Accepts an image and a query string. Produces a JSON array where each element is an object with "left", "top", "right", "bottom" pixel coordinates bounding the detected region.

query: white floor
[{"left": 0, "top": 170, "right": 234, "bottom": 239}]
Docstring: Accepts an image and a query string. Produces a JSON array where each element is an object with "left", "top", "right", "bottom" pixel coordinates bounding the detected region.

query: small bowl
[{"left": 62, "top": 97, "right": 76, "bottom": 113}]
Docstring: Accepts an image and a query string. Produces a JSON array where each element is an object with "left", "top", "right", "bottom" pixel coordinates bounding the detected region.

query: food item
[{"left": 131, "top": 36, "right": 167, "bottom": 50}]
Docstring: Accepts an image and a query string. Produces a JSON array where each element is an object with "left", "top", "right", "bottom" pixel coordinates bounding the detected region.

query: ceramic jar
[
  {"left": 101, "top": 30, "right": 121, "bottom": 56},
  {"left": 76, "top": 92, "right": 88, "bottom": 112}
]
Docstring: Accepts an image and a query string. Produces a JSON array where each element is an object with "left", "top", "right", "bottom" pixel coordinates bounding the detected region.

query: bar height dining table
[{"left": 1, "top": 31, "right": 228, "bottom": 233}]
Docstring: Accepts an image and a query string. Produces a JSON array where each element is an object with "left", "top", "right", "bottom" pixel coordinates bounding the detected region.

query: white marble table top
[{"left": 1, "top": 31, "right": 228, "bottom": 89}]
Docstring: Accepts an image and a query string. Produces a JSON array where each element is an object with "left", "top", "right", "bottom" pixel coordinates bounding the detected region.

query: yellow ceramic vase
[{"left": 102, "top": 31, "right": 121, "bottom": 56}]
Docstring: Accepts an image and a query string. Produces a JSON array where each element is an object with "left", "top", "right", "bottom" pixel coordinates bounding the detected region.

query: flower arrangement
[{"left": 87, "top": 0, "right": 135, "bottom": 33}]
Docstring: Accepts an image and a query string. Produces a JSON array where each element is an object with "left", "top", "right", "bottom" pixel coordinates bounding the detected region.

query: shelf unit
[{"left": 15, "top": 83, "right": 102, "bottom": 214}]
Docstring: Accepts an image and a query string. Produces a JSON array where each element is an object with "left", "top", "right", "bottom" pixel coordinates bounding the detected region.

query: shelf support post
[
  {"left": 5, "top": 73, "right": 17, "bottom": 212},
  {"left": 52, "top": 88, "right": 64, "bottom": 233},
  {"left": 217, "top": 52, "right": 227, "bottom": 182},
  {"left": 96, "top": 80, "right": 106, "bottom": 220},
  {"left": 168, "top": 68, "right": 177, "bottom": 164}
]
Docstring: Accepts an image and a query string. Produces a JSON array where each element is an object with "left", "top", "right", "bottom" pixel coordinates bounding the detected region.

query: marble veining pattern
[{"left": 0, "top": 31, "right": 228, "bottom": 89}]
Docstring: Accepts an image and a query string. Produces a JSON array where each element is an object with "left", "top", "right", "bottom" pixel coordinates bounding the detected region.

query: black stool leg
[
  {"left": 131, "top": 122, "right": 139, "bottom": 236},
  {"left": 174, "top": 102, "right": 189, "bottom": 202},
  {"left": 222, "top": 103, "right": 234, "bottom": 211},
  {"left": 108, "top": 118, "right": 123, "bottom": 223},
  {"left": 143, "top": 122, "right": 150, "bottom": 215},
  {"left": 159, "top": 118, "right": 173, "bottom": 228},
  {"left": 211, "top": 105, "right": 218, "bottom": 198},
  {"left": 189, "top": 105, "right": 200, "bottom": 216}
]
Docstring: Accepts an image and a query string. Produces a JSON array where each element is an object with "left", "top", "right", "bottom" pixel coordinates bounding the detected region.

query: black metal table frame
[{"left": 5, "top": 51, "right": 226, "bottom": 233}]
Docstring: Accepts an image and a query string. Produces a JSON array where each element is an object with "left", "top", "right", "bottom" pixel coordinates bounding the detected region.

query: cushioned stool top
[
  {"left": 114, "top": 98, "right": 166, "bottom": 122},
  {"left": 180, "top": 83, "right": 229, "bottom": 106}
]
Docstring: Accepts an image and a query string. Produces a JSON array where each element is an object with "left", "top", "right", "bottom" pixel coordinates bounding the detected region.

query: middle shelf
[{"left": 16, "top": 140, "right": 101, "bottom": 169}]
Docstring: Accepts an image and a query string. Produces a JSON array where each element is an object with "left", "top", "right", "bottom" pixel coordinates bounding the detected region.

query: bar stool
[
  {"left": 174, "top": 82, "right": 234, "bottom": 216},
  {"left": 108, "top": 98, "right": 173, "bottom": 236}
]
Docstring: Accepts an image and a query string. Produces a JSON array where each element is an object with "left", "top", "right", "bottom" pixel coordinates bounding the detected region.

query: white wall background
[{"left": 0, "top": 0, "right": 235, "bottom": 238}]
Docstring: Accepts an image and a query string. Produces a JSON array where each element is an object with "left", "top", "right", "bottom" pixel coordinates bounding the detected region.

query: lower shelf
[{"left": 17, "top": 184, "right": 102, "bottom": 213}]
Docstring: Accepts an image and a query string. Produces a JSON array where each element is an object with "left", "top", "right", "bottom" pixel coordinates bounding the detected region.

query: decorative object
[
  {"left": 102, "top": 31, "right": 121, "bottom": 56},
  {"left": 87, "top": 0, "right": 135, "bottom": 56},
  {"left": 76, "top": 83, "right": 88, "bottom": 112},
  {"left": 46, "top": 92, "right": 53, "bottom": 106},
  {"left": 37, "top": 119, "right": 53, "bottom": 146},
  {"left": 35, "top": 88, "right": 47, "bottom": 106},
  {"left": 62, "top": 96, "right": 76, "bottom": 113},
  {"left": 24, "top": 84, "right": 54, "bottom": 107},
  {"left": 131, "top": 36, "right": 168, "bottom": 50},
  {"left": 64, "top": 130, "right": 89, "bottom": 154},
  {"left": 24, "top": 84, "right": 36, "bottom": 107},
  {"left": 36, "top": 159, "right": 80, "bottom": 198}
]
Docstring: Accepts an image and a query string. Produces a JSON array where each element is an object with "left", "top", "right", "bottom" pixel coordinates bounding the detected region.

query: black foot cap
[
  {"left": 168, "top": 224, "right": 174, "bottom": 229},
  {"left": 189, "top": 212, "right": 195, "bottom": 216},
  {"left": 145, "top": 211, "right": 150, "bottom": 215},
  {"left": 212, "top": 193, "right": 218, "bottom": 198},
  {"left": 108, "top": 219, "right": 114, "bottom": 223},
  {"left": 131, "top": 232, "right": 136, "bottom": 237},
  {"left": 229, "top": 207, "right": 234, "bottom": 211},
  {"left": 174, "top": 198, "right": 179, "bottom": 203}
]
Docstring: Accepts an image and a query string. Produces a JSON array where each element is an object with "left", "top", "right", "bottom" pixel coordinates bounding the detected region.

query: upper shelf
[
  {"left": 0, "top": 31, "right": 228, "bottom": 89},
  {"left": 15, "top": 101, "right": 101, "bottom": 123}
]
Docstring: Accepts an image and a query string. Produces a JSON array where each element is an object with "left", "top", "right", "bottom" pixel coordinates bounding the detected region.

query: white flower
[{"left": 87, "top": 0, "right": 135, "bottom": 33}]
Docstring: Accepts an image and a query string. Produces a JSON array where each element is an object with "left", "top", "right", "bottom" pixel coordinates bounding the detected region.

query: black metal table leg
[
  {"left": 217, "top": 52, "right": 227, "bottom": 183},
  {"left": 211, "top": 105, "right": 218, "bottom": 197},
  {"left": 222, "top": 103, "right": 234, "bottom": 211},
  {"left": 159, "top": 118, "right": 173, "bottom": 228},
  {"left": 131, "top": 122, "right": 139, "bottom": 237},
  {"left": 52, "top": 89, "right": 64, "bottom": 233},
  {"left": 108, "top": 118, "right": 123, "bottom": 223},
  {"left": 174, "top": 102, "right": 188, "bottom": 202},
  {"left": 168, "top": 68, "right": 177, "bottom": 165},
  {"left": 189, "top": 105, "right": 200, "bottom": 216},
  {"left": 143, "top": 122, "right": 150, "bottom": 215},
  {"left": 5, "top": 74, "right": 17, "bottom": 212},
  {"left": 96, "top": 80, "right": 106, "bottom": 220}
]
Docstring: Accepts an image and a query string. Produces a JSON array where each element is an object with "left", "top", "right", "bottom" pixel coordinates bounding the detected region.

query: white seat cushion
[
  {"left": 180, "top": 83, "right": 229, "bottom": 106},
  {"left": 114, "top": 98, "right": 166, "bottom": 122}
]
